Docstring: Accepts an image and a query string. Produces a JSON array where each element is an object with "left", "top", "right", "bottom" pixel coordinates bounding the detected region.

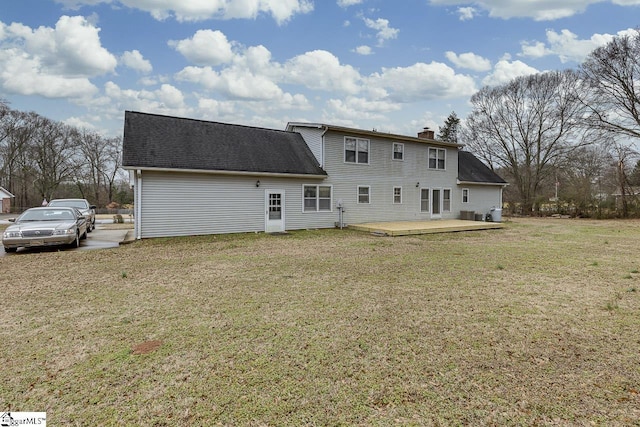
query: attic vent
[{"left": 418, "top": 127, "right": 435, "bottom": 140}]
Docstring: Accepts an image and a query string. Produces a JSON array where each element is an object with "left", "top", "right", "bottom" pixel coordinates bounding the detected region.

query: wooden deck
[{"left": 349, "top": 219, "right": 504, "bottom": 236}]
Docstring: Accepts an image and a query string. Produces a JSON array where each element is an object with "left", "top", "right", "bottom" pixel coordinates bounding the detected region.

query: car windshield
[
  {"left": 18, "top": 209, "right": 75, "bottom": 222},
  {"left": 48, "top": 200, "right": 88, "bottom": 209}
]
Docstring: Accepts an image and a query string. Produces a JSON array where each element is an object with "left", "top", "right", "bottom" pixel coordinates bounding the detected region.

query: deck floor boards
[{"left": 348, "top": 219, "right": 504, "bottom": 236}]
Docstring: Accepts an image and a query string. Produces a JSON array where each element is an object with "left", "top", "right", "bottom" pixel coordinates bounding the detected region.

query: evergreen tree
[{"left": 437, "top": 111, "right": 460, "bottom": 143}]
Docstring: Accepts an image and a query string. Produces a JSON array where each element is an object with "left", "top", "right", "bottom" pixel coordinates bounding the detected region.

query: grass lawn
[{"left": 1, "top": 218, "right": 639, "bottom": 425}]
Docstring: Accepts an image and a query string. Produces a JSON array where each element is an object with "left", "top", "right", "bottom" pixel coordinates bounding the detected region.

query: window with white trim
[
  {"left": 462, "top": 188, "right": 469, "bottom": 203},
  {"left": 443, "top": 189, "right": 451, "bottom": 212},
  {"left": 420, "top": 188, "right": 430, "bottom": 212},
  {"left": 345, "top": 137, "right": 370, "bottom": 164},
  {"left": 392, "top": 143, "right": 404, "bottom": 161},
  {"left": 303, "top": 185, "right": 332, "bottom": 212},
  {"left": 358, "top": 186, "right": 370, "bottom": 204},
  {"left": 428, "top": 147, "right": 446, "bottom": 170},
  {"left": 393, "top": 187, "right": 402, "bottom": 204}
]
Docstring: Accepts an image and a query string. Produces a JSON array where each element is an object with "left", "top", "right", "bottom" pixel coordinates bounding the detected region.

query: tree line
[
  {"left": 440, "top": 28, "right": 640, "bottom": 218},
  {"left": 0, "top": 102, "right": 131, "bottom": 211}
]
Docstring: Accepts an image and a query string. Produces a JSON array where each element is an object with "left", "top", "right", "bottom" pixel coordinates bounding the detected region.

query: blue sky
[{"left": 0, "top": 0, "right": 638, "bottom": 138}]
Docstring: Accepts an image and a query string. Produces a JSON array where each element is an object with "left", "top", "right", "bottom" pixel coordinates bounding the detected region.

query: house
[
  {"left": 122, "top": 111, "right": 507, "bottom": 239},
  {"left": 0, "top": 187, "right": 14, "bottom": 213}
]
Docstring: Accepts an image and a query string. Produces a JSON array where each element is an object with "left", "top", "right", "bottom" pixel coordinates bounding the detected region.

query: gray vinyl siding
[
  {"left": 317, "top": 130, "right": 462, "bottom": 225},
  {"left": 458, "top": 185, "right": 503, "bottom": 218},
  {"left": 137, "top": 171, "right": 332, "bottom": 238},
  {"left": 289, "top": 125, "right": 323, "bottom": 167}
]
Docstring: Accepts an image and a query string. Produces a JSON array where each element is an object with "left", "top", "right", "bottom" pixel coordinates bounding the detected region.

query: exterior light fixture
[
  {"left": 256, "top": 180, "right": 261, "bottom": 187},
  {"left": 416, "top": 182, "right": 420, "bottom": 187}
]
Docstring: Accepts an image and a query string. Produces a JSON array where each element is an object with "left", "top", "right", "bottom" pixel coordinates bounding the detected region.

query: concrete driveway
[{"left": 0, "top": 220, "right": 133, "bottom": 256}]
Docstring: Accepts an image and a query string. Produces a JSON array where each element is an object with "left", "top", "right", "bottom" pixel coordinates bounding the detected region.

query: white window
[
  {"left": 392, "top": 143, "right": 404, "bottom": 161},
  {"left": 428, "top": 147, "right": 446, "bottom": 170},
  {"left": 420, "top": 188, "right": 430, "bottom": 212},
  {"left": 462, "top": 188, "right": 469, "bottom": 203},
  {"left": 443, "top": 189, "right": 451, "bottom": 212},
  {"left": 358, "top": 186, "right": 370, "bottom": 204},
  {"left": 345, "top": 137, "right": 370, "bottom": 164},
  {"left": 303, "top": 185, "right": 332, "bottom": 212},
  {"left": 393, "top": 187, "right": 402, "bottom": 204}
]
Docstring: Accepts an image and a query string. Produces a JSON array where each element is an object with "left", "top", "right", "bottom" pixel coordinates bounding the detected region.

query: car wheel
[
  {"left": 4, "top": 247, "right": 17, "bottom": 253},
  {"left": 70, "top": 232, "right": 80, "bottom": 248}
]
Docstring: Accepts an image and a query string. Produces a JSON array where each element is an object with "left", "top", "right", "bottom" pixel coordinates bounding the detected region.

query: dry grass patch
[{"left": 1, "top": 218, "right": 640, "bottom": 425}]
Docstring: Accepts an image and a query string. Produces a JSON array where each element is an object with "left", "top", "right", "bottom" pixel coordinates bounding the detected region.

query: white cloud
[
  {"left": 169, "top": 30, "right": 235, "bottom": 66},
  {"left": 176, "top": 64, "right": 290, "bottom": 102},
  {"left": 457, "top": 7, "right": 476, "bottom": 20},
  {"left": 121, "top": 50, "right": 152, "bottom": 73},
  {"left": 326, "top": 96, "right": 402, "bottom": 121},
  {"left": 0, "top": 15, "right": 117, "bottom": 98},
  {"left": 63, "top": 116, "right": 98, "bottom": 130},
  {"left": 337, "top": 0, "right": 363, "bottom": 6},
  {"left": 368, "top": 62, "right": 477, "bottom": 102},
  {"left": 363, "top": 17, "right": 399, "bottom": 46},
  {"left": 430, "top": 0, "right": 640, "bottom": 21},
  {"left": 354, "top": 45, "right": 373, "bottom": 55},
  {"left": 0, "top": 50, "right": 99, "bottom": 97},
  {"left": 482, "top": 59, "right": 539, "bottom": 86},
  {"left": 445, "top": 51, "right": 492, "bottom": 71},
  {"left": 56, "top": 0, "right": 314, "bottom": 24},
  {"left": 283, "top": 50, "right": 362, "bottom": 94},
  {"left": 103, "top": 81, "right": 190, "bottom": 116},
  {"left": 8, "top": 15, "right": 117, "bottom": 76},
  {"left": 519, "top": 28, "right": 635, "bottom": 63},
  {"left": 520, "top": 41, "right": 550, "bottom": 59}
]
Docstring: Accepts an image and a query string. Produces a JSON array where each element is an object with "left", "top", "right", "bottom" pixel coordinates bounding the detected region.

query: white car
[
  {"left": 48, "top": 198, "right": 96, "bottom": 232},
  {"left": 2, "top": 207, "right": 88, "bottom": 253}
]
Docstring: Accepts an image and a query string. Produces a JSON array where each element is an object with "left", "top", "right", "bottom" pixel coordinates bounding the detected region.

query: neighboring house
[
  {"left": 123, "top": 111, "right": 507, "bottom": 239},
  {"left": 0, "top": 187, "right": 14, "bottom": 213}
]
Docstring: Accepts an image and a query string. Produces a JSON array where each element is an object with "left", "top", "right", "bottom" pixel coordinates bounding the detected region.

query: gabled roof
[
  {"left": 458, "top": 151, "right": 508, "bottom": 185},
  {"left": 287, "top": 122, "right": 463, "bottom": 149},
  {"left": 0, "top": 186, "right": 14, "bottom": 198},
  {"left": 123, "top": 111, "right": 327, "bottom": 177}
]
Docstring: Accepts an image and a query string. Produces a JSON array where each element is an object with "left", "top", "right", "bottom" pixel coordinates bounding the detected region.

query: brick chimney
[{"left": 417, "top": 127, "right": 435, "bottom": 140}]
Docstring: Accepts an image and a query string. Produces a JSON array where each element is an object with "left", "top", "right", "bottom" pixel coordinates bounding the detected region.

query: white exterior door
[{"left": 265, "top": 190, "right": 285, "bottom": 233}]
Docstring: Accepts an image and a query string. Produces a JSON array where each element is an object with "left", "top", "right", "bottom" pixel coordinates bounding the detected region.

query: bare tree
[
  {"left": 103, "top": 136, "right": 124, "bottom": 204},
  {"left": 610, "top": 141, "right": 638, "bottom": 217},
  {"left": 72, "top": 130, "right": 123, "bottom": 205},
  {"left": 560, "top": 145, "right": 611, "bottom": 216},
  {"left": 0, "top": 111, "right": 42, "bottom": 207},
  {"left": 580, "top": 28, "right": 640, "bottom": 143},
  {"left": 29, "top": 116, "right": 77, "bottom": 201},
  {"left": 461, "top": 70, "right": 591, "bottom": 214}
]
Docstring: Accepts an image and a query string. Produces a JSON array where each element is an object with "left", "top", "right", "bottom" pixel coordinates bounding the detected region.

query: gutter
[
  {"left": 122, "top": 166, "right": 327, "bottom": 180},
  {"left": 457, "top": 180, "right": 509, "bottom": 187}
]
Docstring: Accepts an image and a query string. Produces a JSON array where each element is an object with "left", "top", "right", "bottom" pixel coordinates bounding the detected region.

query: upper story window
[
  {"left": 392, "top": 143, "right": 404, "bottom": 161},
  {"left": 428, "top": 147, "right": 446, "bottom": 170},
  {"left": 345, "top": 137, "right": 370, "bottom": 164}
]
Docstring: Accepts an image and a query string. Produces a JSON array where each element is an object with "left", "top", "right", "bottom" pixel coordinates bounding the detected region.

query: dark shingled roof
[
  {"left": 122, "top": 111, "right": 327, "bottom": 176},
  {"left": 458, "top": 151, "right": 507, "bottom": 184}
]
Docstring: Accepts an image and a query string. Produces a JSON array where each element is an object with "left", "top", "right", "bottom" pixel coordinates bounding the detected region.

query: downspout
[
  {"left": 320, "top": 125, "right": 328, "bottom": 169},
  {"left": 319, "top": 126, "right": 344, "bottom": 228},
  {"left": 136, "top": 169, "right": 142, "bottom": 240}
]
